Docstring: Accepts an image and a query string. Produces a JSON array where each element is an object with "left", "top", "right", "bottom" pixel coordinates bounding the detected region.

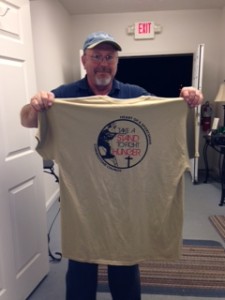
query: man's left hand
[{"left": 180, "top": 86, "right": 203, "bottom": 108}]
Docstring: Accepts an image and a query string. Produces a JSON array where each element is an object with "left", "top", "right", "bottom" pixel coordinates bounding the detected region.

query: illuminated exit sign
[{"left": 135, "top": 21, "right": 155, "bottom": 39}]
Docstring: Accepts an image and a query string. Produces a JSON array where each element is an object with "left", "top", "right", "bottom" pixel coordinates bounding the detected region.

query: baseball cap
[{"left": 83, "top": 32, "right": 122, "bottom": 51}]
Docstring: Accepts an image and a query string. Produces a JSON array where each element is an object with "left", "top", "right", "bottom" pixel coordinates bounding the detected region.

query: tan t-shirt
[{"left": 36, "top": 96, "right": 190, "bottom": 265}]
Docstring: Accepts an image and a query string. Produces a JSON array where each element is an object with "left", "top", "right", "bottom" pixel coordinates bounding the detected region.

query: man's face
[{"left": 82, "top": 43, "right": 118, "bottom": 88}]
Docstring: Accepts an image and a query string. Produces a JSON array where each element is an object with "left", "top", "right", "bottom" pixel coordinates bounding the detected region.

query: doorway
[{"left": 116, "top": 53, "right": 193, "bottom": 97}]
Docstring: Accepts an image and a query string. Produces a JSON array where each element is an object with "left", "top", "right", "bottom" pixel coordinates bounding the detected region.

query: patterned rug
[
  {"left": 209, "top": 215, "right": 225, "bottom": 242},
  {"left": 98, "top": 240, "right": 225, "bottom": 297}
]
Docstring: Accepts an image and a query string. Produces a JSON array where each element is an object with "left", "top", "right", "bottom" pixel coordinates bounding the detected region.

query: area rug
[
  {"left": 209, "top": 215, "right": 225, "bottom": 242},
  {"left": 98, "top": 240, "right": 225, "bottom": 297}
]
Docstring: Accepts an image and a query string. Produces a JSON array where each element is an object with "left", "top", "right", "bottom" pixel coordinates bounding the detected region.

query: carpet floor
[
  {"left": 98, "top": 239, "right": 225, "bottom": 297},
  {"left": 209, "top": 215, "right": 225, "bottom": 242}
]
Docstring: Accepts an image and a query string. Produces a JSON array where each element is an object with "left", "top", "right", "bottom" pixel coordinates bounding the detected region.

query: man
[{"left": 20, "top": 32, "right": 203, "bottom": 300}]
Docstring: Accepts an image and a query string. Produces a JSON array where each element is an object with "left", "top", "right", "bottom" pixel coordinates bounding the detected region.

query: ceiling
[{"left": 58, "top": 0, "right": 225, "bottom": 15}]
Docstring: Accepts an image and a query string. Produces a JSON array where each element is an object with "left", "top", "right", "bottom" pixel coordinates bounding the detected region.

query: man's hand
[
  {"left": 30, "top": 91, "right": 54, "bottom": 112},
  {"left": 20, "top": 91, "right": 55, "bottom": 128},
  {"left": 180, "top": 86, "right": 203, "bottom": 108}
]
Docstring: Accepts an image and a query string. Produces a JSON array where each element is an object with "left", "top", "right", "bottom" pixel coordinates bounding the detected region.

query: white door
[
  {"left": 0, "top": 1, "right": 49, "bottom": 300},
  {"left": 190, "top": 44, "right": 205, "bottom": 183}
]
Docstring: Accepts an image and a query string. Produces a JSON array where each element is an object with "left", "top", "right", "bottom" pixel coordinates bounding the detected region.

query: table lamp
[{"left": 214, "top": 81, "right": 225, "bottom": 127}]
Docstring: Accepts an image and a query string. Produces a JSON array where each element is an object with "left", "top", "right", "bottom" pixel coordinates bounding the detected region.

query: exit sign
[{"left": 135, "top": 21, "right": 155, "bottom": 39}]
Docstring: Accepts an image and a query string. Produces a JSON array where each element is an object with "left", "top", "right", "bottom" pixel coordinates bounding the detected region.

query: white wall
[
  {"left": 30, "top": 0, "right": 73, "bottom": 91},
  {"left": 30, "top": 5, "right": 225, "bottom": 105},
  {"left": 71, "top": 9, "right": 223, "bottom": 102},
  {"left": 30, "top": 0, "right": 73, "bottom": 209}
]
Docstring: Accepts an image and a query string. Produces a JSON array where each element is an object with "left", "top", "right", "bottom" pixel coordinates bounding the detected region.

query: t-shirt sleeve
[{"left": 35, "top": 111, "right": 55, "bottom": 161}]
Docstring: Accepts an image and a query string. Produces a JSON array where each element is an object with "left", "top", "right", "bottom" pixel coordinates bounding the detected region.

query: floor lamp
[{"left": 214, "top": 81, "right": 225, "bottom": 127}]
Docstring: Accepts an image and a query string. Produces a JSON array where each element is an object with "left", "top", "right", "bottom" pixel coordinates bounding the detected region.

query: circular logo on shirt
[{"left": 95, "top": 117, "right": 151, "bottom": 171}]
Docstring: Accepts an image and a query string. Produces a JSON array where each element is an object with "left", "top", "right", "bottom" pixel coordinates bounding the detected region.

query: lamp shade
[{"left": 215, "top": 82, "right": 225, "bottom": 102}]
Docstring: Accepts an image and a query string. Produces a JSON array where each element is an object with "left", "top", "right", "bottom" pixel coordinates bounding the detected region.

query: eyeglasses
[{"left": 87, "top": 54, "right": 118, "bottom": 64}]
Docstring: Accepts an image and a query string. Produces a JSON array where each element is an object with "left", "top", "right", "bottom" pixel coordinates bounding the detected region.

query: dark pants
[{"left": 66, "top": 260, "right": 141, "bottom": 300}]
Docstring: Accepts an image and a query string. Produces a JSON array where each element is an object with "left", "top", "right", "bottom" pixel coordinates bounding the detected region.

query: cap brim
[{"left": 86, "top": 40, "right": 122, "bottom": 51}]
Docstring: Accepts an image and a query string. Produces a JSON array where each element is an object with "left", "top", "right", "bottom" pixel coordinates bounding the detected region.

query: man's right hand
[
  {"left": 30, "top": 91, "right": 55, "bottom": 112},
  {"left": 20, "top": 91, "right": 55, "bottom": 128}
]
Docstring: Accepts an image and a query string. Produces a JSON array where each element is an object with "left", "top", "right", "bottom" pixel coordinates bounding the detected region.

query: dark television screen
[{"left": 116, "top": 54, "right": 193, "bottom": 97}]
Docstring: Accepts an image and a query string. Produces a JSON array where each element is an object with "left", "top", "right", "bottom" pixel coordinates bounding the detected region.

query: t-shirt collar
[{"left": 79, "top": 76, "right": 120, "bottom": 97}]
